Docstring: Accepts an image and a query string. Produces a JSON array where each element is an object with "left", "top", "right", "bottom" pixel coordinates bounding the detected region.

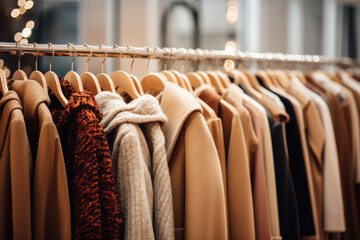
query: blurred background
[{"left": 0, "top": 0, "right": 359, "bottom": 78}]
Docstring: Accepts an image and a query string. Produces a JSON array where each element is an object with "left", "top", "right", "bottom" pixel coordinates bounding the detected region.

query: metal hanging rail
[{"left": 0, "top": 42, "right": 357, "bottom": 67}]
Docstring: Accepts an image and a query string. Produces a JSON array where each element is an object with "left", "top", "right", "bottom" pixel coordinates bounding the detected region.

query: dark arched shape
[{"left": 161, "top": 1, "right": 199, "bottom": 48}]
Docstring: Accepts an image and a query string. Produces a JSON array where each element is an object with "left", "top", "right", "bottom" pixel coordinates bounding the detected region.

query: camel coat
[
  {"left": 158, "top": 83, "right": 227, "bottom": 240},
  {"left": 11, "top": 80, "right": 71, "bottom": 240},
  {"left": 0, "top": 91, "right": 32, "bottom": 240},
  {"left": 197, "top": 87, "right": 255, "bottom": 240}
]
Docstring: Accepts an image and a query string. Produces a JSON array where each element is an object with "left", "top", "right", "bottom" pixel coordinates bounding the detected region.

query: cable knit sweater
[
  {"left": 49, "top": 79, "right": 122, "bottom": 240},
  {"left": 95, "top": 92, "right": 174, "bottom": 240}
]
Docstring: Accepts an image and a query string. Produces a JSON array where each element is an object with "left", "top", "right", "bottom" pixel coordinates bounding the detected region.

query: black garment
[
  {"left": 257, "top": 76, "right": 316, "bottom": 236},
  {"left": 237, "top": 83, "right": 301, "bottom": 240}
]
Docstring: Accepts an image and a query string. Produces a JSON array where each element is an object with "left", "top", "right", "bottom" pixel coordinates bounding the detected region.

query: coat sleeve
[
  {"left": 183, "top": 112, "right": 228, "bottom": 240},
  {"left": 32, "top": 121, "right": 71, "bottom": 240},
  {"left": 10, "top": 113, "right": 32, "bottom": 240},
  {"left": 114, "top": 127, "right": 154, "bottom": 240}
]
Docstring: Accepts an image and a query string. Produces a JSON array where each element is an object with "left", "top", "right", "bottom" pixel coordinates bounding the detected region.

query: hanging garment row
[{"left": 0, "top": 42, "right": 360, "bottom": 240}]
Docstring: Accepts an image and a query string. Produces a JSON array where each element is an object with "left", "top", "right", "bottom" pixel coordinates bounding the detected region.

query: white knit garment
[{"left": 95, "top": 92, "right": 174, "bottom": 240}]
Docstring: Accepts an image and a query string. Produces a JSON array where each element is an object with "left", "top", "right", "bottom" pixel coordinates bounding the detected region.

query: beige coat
[
  {"left": 226, "top": 84, "right": 281, "bottom": 240},
  {"left": 197, "top": 87, "right": 255, "bottom": 240},
  {"left": 223, "top": 86, "right": 273, "bottom": 240},
  {"left": 159, "top": 83, "right": 227, "bottom": 240},
  {"left": 11, "top": 80, "right": 71, "bottom": 240},
  {"left": 292, "top": 77, "right": 345, "bottom": 233},
  {"left": 0, "top": 91, "right": 32, "bottom": 240}
]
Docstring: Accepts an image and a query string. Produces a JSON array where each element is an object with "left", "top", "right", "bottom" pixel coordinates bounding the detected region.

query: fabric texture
[
  {"left": 49, "top": 79, "right": 121, "bottom": 240},
  {"left": 11, "top": 80, "right": 71, "bottom": 240},
  {"left": 0, "top": 90, "right": 32, "bottom": 240},
  {"left": 95, "top": 92, "right": 174, "bottom": 240}
]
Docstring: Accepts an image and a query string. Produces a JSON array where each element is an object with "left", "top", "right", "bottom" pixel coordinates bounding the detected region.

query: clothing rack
[{"left": 0, "top": 42, "right": 357, "bottom": 68}]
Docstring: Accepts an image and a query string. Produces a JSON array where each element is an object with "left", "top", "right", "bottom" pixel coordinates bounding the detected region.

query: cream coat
[{"left": 96, "top": 92, "right": 174, "bottom": 240}]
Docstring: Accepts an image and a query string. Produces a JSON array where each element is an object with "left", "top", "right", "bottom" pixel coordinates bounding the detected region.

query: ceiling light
[
  {"left": 224, "top": 60, "right": 235, "bottom": 72},
  {"left": 11, "top": 9, "right": 20, "bottom": 18},
  {"left": 25, "top": 1, "right": 34, "bottom": 9},
  {"left": 26, "top": 20, "right": 35, "bottom": 29},
  {"left": 22, "top": 28, "right": 31, "bottom": 38},
  {"left": 19, "top": 6, "right": 26, "bottom": 14},
  {"left": 14, "top": 32, "right": 22, "bottom": 42},
  {"left": 18, "top": 0, "right": 26, "bottom": 6}
]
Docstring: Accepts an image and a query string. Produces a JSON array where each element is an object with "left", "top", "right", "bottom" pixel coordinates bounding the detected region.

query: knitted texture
[
  {"left": 49, "top": 79, "right": 122, "bottom": 240},
  {"left": 95, "top": 92, "right": 175, "bottom": 240}
]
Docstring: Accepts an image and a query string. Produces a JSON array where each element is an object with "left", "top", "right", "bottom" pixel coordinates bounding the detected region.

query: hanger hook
[
  {"left": 170, "top": 48, "right": 178, "bottom": 70},
  {"left": 67, "top": 43, "right": 76, "bottom": 71},
  {"left": 155, "top": 47, "right": 162, "bottom": 72},
  {"left": 47, "top": 42, "right": 55, "bottom": 71},
  {"left": 99, "top": 44, "right": 107, "bottom": 73},
  {"left": 181, "top": 49, "right": 189, "bottom": 73},
  {"left": 127, "top": 46, "right": 136, "bottom": 74},
  {"left": 16, "top": 42, "right": 23, "bottom": 70},
  {"left": 113, "top": 45, "right": 121, "bottom": 70},
  {"left": 82, "top": 44, "right": 92, "bottom": 72},
  {"left": 33, "top": 42, "right": 39, "bottom": 71},
  {"left": 146, "top": 47, "right": 152, "bottom": 74},
  {"left": 163, "top": 48, "right": 171, "bottom": 71},
  {"left": 190, "top": 49, "right": 198, "bottom": 72}
]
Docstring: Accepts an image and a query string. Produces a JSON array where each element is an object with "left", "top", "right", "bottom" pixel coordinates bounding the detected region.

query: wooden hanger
[
  {"left": 159, "top": 48, "right": 179, "bottom": 85},
  {"left": 205, "top": 56, "right": 227, "bottom": 91},
  {"left": 110, "top": 45, "right": 142, "bottom": 99},
  {"left": 240, "top": 68, "right": 262, "bottom": 91},
  {"left": 233, "top": 69, "right": 263, "bottom": 100},
  {"left": 28, "top": 43, "right": 48, "bottom": 92},
  {"left": 215, "top": 70, "right": 231, "bottom": 88},
  {"left": 127, "top": 46, "right": 144, "bottom": 95},
  {"left": 206, "top": 70, "right": 226, "bottom": 94},
  {"left": 264, "top": 69, "right": 282, "bottom": 88},
  {"left": 141, "top": 48, "right": 167, "bottom": 94},
  {"left": 186, "top": 72, "right": 204, "bottom": 89},
  {"left": 197, "top": 71, "right": 212, "bottom": 85},
  {"left": 44, "top": 43, "right": 68, "bottom": 107},
  {"left": 274, "top": 70, "right": 291, "bottom": 89},
  {"left": 180, "top": 73, "right": 194, "bottom": 93},
  {"left": 212, "top": 57, "right": 230, "bottom": 88},
  {"left": 64, "top": 43, "right": 83, "bottom": 92},
  {"left": 0, "top": 68, "right": 8, "bottom": 95},
  {"left": 293, "top": 70, "right": 307, "bottom": 84},
  {"left": 12, "top": 42, "right": 28, "bottom": 80},
  {"left": 255, "top": 69, "right": 273, "bottom": 87},
  {"left": 168, "top": 49, "right": 189, "bottom": 89},
  {"left": 185, "top": 50, "right": 205, "bottom": 89},
  {"left": 95, "top": 44, "right": 115, "bottom": 93},
  {"left": 80, "top": 44, "right": 101, "bottom": 95}
]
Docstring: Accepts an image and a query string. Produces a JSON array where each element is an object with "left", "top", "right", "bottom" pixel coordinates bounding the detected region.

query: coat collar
[
  {"left": 159, "top": 82, "right": 202, "bottom": 162},
  {"left": 0, "top": 91, "right": 23, "bottom": 152},
  {"left": 11, "top": 81, "right": 50, "bottom": 137}
]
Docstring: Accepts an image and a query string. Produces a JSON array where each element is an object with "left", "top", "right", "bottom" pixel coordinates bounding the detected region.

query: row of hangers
[{"left": 0, "top": 42, "right": 321, "bottom": 106}]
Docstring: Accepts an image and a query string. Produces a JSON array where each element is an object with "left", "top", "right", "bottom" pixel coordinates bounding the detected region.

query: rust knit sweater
[{"left": 49, "top": 79, "right": 122, "bottom": 240}]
